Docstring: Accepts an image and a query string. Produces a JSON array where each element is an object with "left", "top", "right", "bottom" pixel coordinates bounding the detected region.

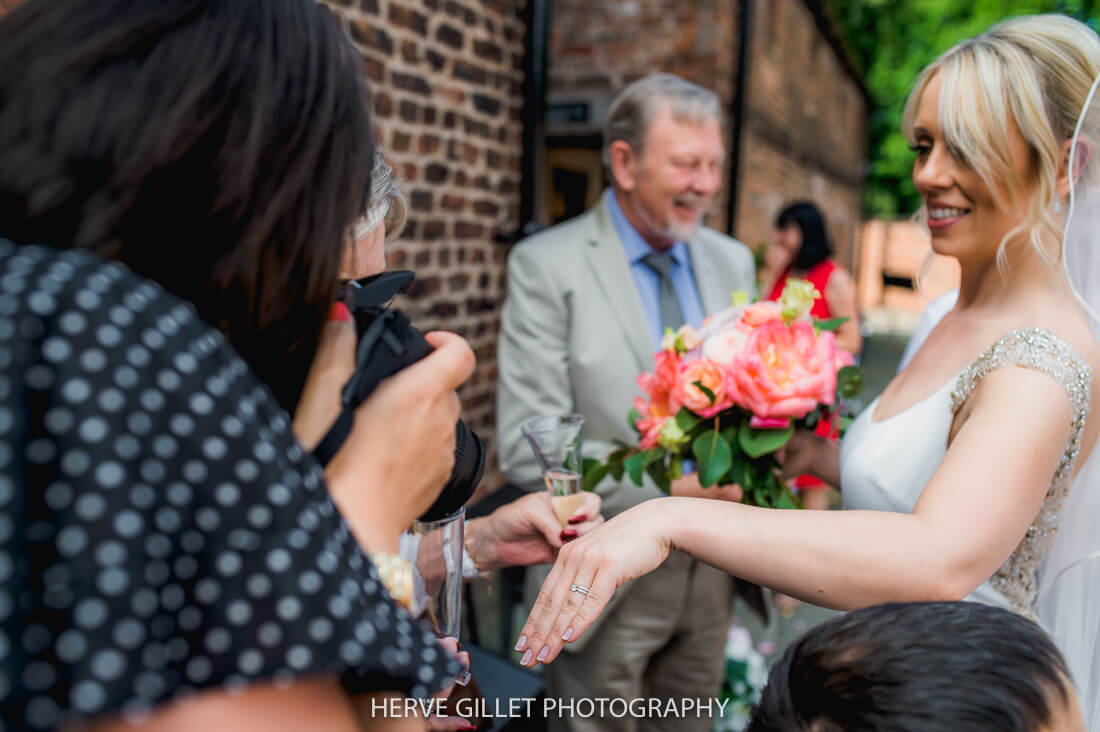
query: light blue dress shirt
[{"left": 605, "top": 190, "right": 706, "bottom": 351}]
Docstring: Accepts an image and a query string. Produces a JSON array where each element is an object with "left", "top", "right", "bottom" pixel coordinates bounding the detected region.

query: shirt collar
[{"left": 605, "top": 189, "right": 689, "bottom": 267}]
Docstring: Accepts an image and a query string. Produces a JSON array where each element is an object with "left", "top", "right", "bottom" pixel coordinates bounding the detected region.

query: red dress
[{"left": 767, "top": 260, "right": 838, "bottom": 490}]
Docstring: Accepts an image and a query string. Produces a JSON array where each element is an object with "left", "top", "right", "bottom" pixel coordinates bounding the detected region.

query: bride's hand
[
  {"left": 514, "top": 500, "right": 672, "bottom": 667},
  {"left": 775, "top": 428, "right": 825, "bottom": 480}
]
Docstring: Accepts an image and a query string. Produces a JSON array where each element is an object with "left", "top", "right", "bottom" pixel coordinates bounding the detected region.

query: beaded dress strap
[{"left": 948, "top": 327, "right": 1091, "bottom": 616}]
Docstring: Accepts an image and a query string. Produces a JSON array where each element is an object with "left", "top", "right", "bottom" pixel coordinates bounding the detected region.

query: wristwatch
[{"left": 368, "top": 552, "right": 415, "bottom": 610}]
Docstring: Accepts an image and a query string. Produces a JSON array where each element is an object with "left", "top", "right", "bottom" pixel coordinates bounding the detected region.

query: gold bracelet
[{"left": 368, "top": 552, "right": 414, "bottom": 611}]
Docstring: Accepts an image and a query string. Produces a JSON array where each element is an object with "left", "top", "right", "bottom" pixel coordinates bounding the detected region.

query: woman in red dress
[{"left": 765, "top": 201, "right": 861, "bottom": 509}]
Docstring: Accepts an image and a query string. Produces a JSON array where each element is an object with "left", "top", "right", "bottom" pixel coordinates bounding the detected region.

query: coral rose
[
  {"left": 730, "top": 320, "right": 838, "bottom": 420},
  {"left": 675, "top": 358, "right": 734, "bottom": 418}
]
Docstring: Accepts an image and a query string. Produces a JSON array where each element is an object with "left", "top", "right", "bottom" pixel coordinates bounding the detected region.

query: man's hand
[
  {"left": 465, "top": 492, "right": 604, "bottom": 571},
  {"left": 669, "top": 472, "right": 743, "bottom": 502}
]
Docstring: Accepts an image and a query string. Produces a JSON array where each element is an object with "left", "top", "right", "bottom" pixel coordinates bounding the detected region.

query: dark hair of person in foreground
[
  {"left": 0, "top": 0, "right": 373, "bottom": 411},
  {"left": 749, "top": 601, "right": 1078, "bottom": 732}
]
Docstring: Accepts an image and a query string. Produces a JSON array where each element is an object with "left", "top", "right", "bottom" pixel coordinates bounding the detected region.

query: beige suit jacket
[{"left": 496, "top": 192, "right": 756, "bottom": 651}]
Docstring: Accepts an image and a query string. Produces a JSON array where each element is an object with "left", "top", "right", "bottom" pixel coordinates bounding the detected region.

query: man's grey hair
[{"left": 601, "top": 73, "right": 722, "bottom": 169}]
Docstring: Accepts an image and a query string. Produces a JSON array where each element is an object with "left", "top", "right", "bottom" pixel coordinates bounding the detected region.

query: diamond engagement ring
[{"left": 570, "top": 584, "right": 590, "bottom": 595}]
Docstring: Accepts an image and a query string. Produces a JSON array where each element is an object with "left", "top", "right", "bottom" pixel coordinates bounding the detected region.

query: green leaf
[
  {"left": 623, "top": 452, "right": 647, "bottom": 487},
  {"left": 803, "top": 408, "right": 820, "bottom": 430},
  {"left": 582, "top": 461, "right": 611, "bottom": 492},
  {"left": 624, "top": 449, "right": 663, "bottom": 487},
  {"left": 692, "top": 431, "right": 733, "bottom": 487},
  {"left": 815, "top": 316, "right": 850, "bottom": 332},
  {"left": 627, "top": 407, "right": 642, "bottom": 432},
  {"left": 724, "top": 447, "right": 748, "bottom": 489},
  {"left": 836, "top": 366, "right": 863, "bottom": 399},
  {"left": 646, "top": 461, "right": 671, "bottom": 494},
  {"left": 674, "top": 407, "right": 702, "bottom": 433},
  {"left": 738, "top": 422, "right": 795, "bottom": 459},
  {"left": 692, "top": 380, "right": 716, "bottom": 405},
  {"left": 775, "top": 488, "right": 802, "bottom": 510},
  {"left": 606, "top": 447, "right": 631, "bottom": 463}
]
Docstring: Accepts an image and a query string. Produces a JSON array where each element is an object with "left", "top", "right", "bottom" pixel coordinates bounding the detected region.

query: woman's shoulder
[{"left": 0, "top": 239, "right": 459, "bottom": 729}]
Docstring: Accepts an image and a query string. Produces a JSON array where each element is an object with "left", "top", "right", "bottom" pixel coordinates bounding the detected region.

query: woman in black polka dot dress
[{"left": 0, "top": 1, "right": 472, "bottom": 729}]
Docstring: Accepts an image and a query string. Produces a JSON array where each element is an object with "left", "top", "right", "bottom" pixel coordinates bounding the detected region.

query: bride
[{"left": 516, "top": 13, "right": 1100, "bottom": 728}]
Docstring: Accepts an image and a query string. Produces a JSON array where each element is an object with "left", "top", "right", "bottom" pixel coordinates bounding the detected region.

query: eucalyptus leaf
[
  {"left": 627, "top": 406, "right": 642, "bottom": 432},
  {"left": 692, "top": 380, "right": 716, "bottom": 405},
  {"left": 692, "top": 431, "right": 732, "bottom": 487},
  {"left": 738, "top": 422, "right": 795, "bottom": 459},
  {"left": 815, "top": 316, "right": 850, "bottom": 332},
  {"left": 646, "top": 462, "right": 671, "bottom": 494},
  {"left": 836, "top": 366, "right": 863, "bottom": 399},
  {"left": 624, "top": 448, "right": 663, "bottom": 487},
  {"left": 675, "top": 407, "right": 702, "bottom": 432}
]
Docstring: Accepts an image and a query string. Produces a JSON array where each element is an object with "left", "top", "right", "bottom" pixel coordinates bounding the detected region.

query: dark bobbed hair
[
  {"left": 774, "top": 201, "right": 832, "bottom": 271},
  {"left": 748, "top": 602, "right": 1073, "bottom": 732},
  {"left": 0, "top": 0, "right": 374, "bottom": 410}
]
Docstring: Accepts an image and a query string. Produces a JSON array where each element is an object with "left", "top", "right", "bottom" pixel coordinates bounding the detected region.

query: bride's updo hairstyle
[{"left": 902, "top": 14, "right": 1100, "bottom": 273}]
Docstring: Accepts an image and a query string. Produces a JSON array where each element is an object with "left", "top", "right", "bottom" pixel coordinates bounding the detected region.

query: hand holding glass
[{"left": 522, "top": 414, "right": 585, "bottom": 527}]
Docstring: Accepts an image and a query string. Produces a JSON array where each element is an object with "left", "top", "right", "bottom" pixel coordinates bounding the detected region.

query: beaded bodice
[{"left": 948, "top": 328, "right": 1092, "bottom": 617}]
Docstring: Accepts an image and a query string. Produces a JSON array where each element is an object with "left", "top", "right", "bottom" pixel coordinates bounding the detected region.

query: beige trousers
[{"left": 541, "top": 551, "right": 733, "bottom": 732}]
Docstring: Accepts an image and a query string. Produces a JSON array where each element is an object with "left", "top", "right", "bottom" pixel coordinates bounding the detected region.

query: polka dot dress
[{"left": 0, "top": 241, "right": 460, "bottom": 730}]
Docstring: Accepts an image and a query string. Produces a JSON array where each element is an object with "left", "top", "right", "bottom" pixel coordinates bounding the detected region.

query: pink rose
[
  {"left": 675, "top": 358, "right": 734, "bottom": 418},
  {"left": 738, "top": 301, "right": 783, "bottom": 331},
  {"left": 835, "top": 349, "right": 856, "bottom": 369},
  {"left": 749, "top": 416, "right": 791, "bottom": 429},
  {"left": 702, "top": 327, "right": 749, "bottom": 366},
  {"left": 730, "top": 320, "right": 838, "bottom": 420}
]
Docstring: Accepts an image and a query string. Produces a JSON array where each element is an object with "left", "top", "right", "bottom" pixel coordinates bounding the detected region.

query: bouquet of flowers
[{"left": 583, "top": 279, "right": 861, "bottom": 508}]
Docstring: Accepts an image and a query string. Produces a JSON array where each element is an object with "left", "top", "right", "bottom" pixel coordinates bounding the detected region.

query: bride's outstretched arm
[{"left": 516, "top": 367, "right": 1074, "bottom": 667}]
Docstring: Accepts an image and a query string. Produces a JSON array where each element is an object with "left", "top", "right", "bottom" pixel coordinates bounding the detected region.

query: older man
[{"left": 497, "top": 73, "right": 755, "bottom": 731}]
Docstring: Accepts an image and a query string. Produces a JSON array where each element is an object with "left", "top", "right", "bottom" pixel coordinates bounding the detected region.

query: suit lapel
[{"left": 583, "top": 198, "right": 653, "bottom": 372}]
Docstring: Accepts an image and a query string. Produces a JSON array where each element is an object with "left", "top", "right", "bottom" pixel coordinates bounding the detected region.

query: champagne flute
[{"left": 521, "top": 414, "right": 586, "bottom": 526}]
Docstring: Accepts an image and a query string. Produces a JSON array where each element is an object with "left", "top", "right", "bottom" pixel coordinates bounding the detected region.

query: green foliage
[
  {"left": 693, "top": 431, "right": 734, "bottom": 487},
  {"left": 815, "top": 316, "right": 850, "bottom": 333},
  {"left": 836, "top": 365, "right": 863, "bottom": 400},
  {"left": 737, "top": 422, "right": 795, "bottom": 459},
  {"left": 829, "top": 0, "right": 1100, "bottom": 217}
]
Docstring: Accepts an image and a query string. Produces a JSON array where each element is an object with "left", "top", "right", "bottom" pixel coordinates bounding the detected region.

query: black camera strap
[
  {"left": 311, "top": 309, "right": 408, "bottom": 468},
  {"left": 311, "top": 408, "right": 354, "bottom": 468}
]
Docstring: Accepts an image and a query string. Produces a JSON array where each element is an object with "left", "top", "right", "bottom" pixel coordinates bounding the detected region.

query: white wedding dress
[{"left": 840, "top": 327, "right": 1096, "bottom": 726}]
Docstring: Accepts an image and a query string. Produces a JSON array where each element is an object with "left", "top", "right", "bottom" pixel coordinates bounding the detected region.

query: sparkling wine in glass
[{"left": 522, "top": 414, "right": 585, "bottom": 527}]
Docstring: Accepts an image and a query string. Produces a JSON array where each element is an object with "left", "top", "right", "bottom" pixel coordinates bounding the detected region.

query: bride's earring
[{"left": 1053, "top": 200, "right": 1062, "bottom": 213}]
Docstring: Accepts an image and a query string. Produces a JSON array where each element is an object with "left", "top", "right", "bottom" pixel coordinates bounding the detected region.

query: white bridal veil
[{"left": 1043, "top": 71, "right": 1100, "bottom": 731}]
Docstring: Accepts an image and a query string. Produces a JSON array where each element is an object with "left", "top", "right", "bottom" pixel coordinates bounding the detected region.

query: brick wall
[
  {"left": 548, "top": 0, "right": 868, "bottom": 270},
  {"left": 734, "top": 0, "right": 868, "bottom": 270},
  {"left": 322, "top": 0, "right": 527, "bottom": 496},
  {"left": 547, "top": 0, "right": 739, "bottom": 232},
  {"left": 858, "top": 220, "right": 960, "bottom": 333}
]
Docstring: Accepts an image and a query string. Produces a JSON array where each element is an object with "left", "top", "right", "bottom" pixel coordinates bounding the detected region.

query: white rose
[{"left": 702, "top": 328, "right": 749, "bottom": 366}]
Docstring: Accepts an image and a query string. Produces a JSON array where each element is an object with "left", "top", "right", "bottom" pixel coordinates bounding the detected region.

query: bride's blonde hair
[{"left": 903, "top": 14, "right": 1100, "bottom": 275}]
